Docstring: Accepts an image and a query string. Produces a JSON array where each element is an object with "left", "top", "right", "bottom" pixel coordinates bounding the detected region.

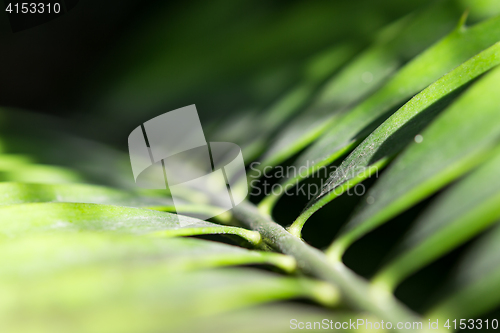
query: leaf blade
[
  {"left": 0, "top": 202, "right": 262, "bottom": 245},
  {"left": 326, "top": 65, "right": 500, "bottom": 260},
  {"left": 292, "top": 40, "right": 500, "bottom": 234},
  {"left": 260, "top": 12, "right": 500, "bottom": 213},
  {"left": 426, "top": 223, "right": 500, "bottom": 319},
  {"left": 372, "top": 147, "right": 500, "bottom": 290}
]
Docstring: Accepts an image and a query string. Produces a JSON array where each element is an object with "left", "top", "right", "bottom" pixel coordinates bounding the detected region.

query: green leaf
[
  {"left": 0, "top": 182, "right": 237, "bottom": 224},
  {"left": 0, "top": 110, "right": 134, "bottom": 188},
  {"left": 298, "top": 13, "right": 500, "bottom": 170},
  {"left": 372, "top": 147, "right": 500, "bottom": 290},
  {"left": 0, "top": 154, "right": 34, "bottom": 168},
  {"left": 178, "top": 304, "right": 355, "bottom": 333},
  {"left": 222, "top": 44, "right": 357, "bottom": 162},
  {"left": 0, "top": 182, "right": 171, "bottom": 207},
  {"left": 326, "top": 65, "right": 500, "bottom": 260},
  {"left": 0, "top": 233, "right": 296, "bottom": 277},
  {"left": 426, "top": 222, "right": 500, "bottom": 320},
  {"left": 0, "top": 266, "right": 338, "bottom": 333},
  {"left": 290, "top": 41, "right": 500, "bottom": 236},
  {"left": 0, "top": 203, "right": 262, "bottom": 245},
  {"left": 255, "top": 1, "right": 463, "bottom": 172},
  {"left": 461, "top": 0, "right": 500, "bottom": 21},
  {"left": 7, "top": 2, "right": 500, "bottom": 329},
  {"left": 0, "top": 155, "right": 81, "bottom": 183},
  {"left": 258, "top": 8, "right": 500, "bottom": 214}
]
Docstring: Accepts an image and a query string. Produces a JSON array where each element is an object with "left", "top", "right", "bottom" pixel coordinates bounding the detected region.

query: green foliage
[
  {"left": 373, "top": 147, "right": 500, "bottom": 291},
  {"left": 4, "top": 1, "right": 500, "bottom": 332},
  {"left": 427, "top": 223, "right": 500, "bottom": 320},
  {"left": 327, "top": 64, "right": 500, "bottom": 259},
  {"left": 293, "top": 40, "right": 500, "bottom": 237}
]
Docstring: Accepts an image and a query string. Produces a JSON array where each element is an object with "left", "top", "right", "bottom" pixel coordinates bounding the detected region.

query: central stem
[{"left": 234, "top": 200, "right": 428, "bottom": 333}]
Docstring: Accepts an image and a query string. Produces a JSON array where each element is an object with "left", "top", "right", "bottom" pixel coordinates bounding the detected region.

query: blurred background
[{"left": 0, "top": 0, "right": 439, "bottom": 143}]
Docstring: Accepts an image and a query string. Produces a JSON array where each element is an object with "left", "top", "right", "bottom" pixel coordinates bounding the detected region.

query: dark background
[
  {"left": 0, "top": 0, "right": 155, "bottom": 112},
  {"left": 0, "top": 0, "right": 432, "bottom": 126}
]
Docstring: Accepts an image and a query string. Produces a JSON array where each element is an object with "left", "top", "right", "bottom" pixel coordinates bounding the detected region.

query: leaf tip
[
  {"left": 311, "top": 281, "right": 341, "bottom": 307},
  {"left": 456, "top": 9, "right": 470, "bottom": 31}
]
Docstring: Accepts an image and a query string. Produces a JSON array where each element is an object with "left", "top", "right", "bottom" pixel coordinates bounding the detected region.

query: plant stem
[
  {"left": 291, "top": 158, "right": 390, "bottom": 238},
  {"left": 234, "top": 201, "right": 426, "bottom": 333}
]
